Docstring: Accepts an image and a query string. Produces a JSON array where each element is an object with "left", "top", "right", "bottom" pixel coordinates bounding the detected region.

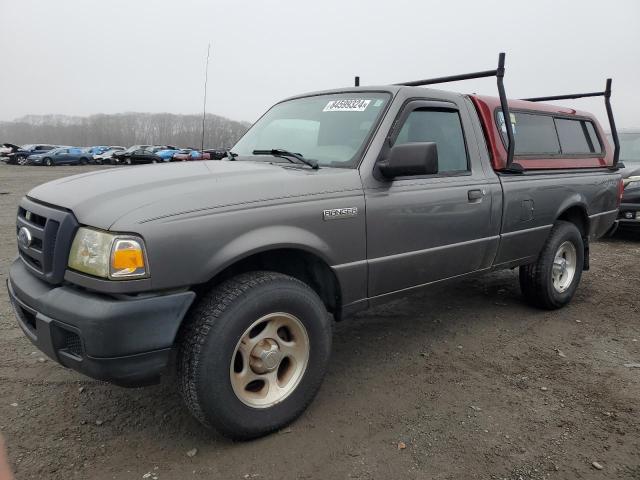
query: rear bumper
[{"left": 8, "top": 259, "right": 195, "bottom": 387}]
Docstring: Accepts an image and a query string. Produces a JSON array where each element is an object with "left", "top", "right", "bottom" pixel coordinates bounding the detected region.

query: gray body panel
[{"left": 21, "top": 85, "right": 620, "bottom": 316}]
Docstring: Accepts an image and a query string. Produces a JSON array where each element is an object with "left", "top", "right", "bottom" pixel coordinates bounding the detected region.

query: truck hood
[{"left": 27, "top": 160, "right": 363, "bottom": 230}]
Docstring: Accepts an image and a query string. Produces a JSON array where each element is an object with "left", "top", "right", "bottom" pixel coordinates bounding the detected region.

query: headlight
[
  {"left": 624, "top": 175, "right": 640, "bottom": 188},
  {"left": 68, "top": 227, "right": 148, "bottom": 280}
]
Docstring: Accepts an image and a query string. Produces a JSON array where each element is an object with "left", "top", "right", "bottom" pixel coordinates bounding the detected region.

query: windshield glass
[
  {"left": 608, "top": 132, "right": 640, "bottom": 164},
  {"left": 232, "top": 92, "right": 391, "bottom": 168}
]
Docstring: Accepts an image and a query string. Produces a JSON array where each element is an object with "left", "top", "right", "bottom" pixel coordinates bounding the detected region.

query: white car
[
  {"left": 93, "top": 147, "right": 125, "bottom": 165},
  {"left": 0, "top": 143, "right": 19, "bottom": 161}
]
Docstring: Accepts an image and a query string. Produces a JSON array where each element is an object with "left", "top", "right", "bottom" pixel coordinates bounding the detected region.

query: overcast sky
[{"left": 1, "top": 0, "right": 639, "bottom": 128}]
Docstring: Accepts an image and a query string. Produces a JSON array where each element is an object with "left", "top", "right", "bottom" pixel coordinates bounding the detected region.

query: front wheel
[
  {"left": 177, "top": 271, "right": 332, "bottom": 440},
  {"left": 519, "top": 221, "right": 584, "bottom": 309},
  {"left": 17, "top": 156, "right": 28, "bottom": 166},
  {"left": 125, "top": 157, "right": 132, "bottom": 165},
  {"left": 44, "top": 158, "right": 53, "bottom": 166}
]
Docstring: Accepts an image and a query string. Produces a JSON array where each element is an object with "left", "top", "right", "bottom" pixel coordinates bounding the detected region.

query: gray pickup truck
[{"left": 7, "top": 54, "right": 623, "bottom": 439}]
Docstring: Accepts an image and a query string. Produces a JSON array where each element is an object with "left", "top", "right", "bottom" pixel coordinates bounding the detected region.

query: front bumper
[
  {"left": 617, "top": 202, "right": 640, "bottom": 227},
  {"left": 7, "top": 259, "right": 195, "bottom": 386}
]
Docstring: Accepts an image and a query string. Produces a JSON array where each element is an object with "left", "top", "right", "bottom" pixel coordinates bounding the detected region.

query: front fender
[{"left": 202, "top": 225, "right": 334, "bottom": 281}]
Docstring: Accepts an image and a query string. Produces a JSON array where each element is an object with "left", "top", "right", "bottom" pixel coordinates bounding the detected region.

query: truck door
[{"left": 364, "top": 99, "right": 501, "bottom": 297}]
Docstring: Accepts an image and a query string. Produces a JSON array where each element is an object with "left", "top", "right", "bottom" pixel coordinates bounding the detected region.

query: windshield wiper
[{"left": 252, "top": 149, "right": 319, "bottom": 169}]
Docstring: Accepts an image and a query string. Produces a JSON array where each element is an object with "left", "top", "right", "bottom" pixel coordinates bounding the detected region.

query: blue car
[
  {"left": 87, "top": 146, "right": 110, "bottom": 155},
  {"left": 87, "top": 145, "right": 124, "bottom": 157},
  {"left": 154, "top": 148, "right": 180, "bottom": 161},
  {"left": 27, "top": 147, "right": 93, "bottom": 166}
]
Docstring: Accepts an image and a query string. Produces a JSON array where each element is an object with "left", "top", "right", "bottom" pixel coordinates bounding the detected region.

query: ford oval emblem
[{"left": 18, "top": 227, "right": 32, "bottom": 248}]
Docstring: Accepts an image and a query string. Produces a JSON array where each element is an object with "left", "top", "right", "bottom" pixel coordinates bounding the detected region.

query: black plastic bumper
[
  {"left": 7, "top": 259, "right": 195, "bottom": 387},
  {"left": 617, "top": 202, "right": 640, "bottom": 227}
]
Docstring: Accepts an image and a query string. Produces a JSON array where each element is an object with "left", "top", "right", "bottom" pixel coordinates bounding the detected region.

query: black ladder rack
[
  {"left": 391, "top": 52, "right": 519, "bottom": 172},
  {"left": 522, "top": 79, "right": 620, "bottom": 167},
  {"left": 357, "top": 52, "right": 621, "bottom": 170}
]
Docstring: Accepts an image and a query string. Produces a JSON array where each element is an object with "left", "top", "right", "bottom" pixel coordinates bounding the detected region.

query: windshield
[
  {"left": 232, "top": 92, "right": 391, "bottom": 168},
  {"left": 608, "top": 132, "right": 640, "bottom": 165}
]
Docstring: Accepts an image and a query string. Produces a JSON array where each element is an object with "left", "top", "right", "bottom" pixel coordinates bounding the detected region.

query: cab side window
[{"left": 393, "top": 108, "right": 469, "bottom": 173}]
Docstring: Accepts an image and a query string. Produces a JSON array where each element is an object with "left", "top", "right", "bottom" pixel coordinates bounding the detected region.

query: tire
[
  {"left": 177, "top": 271, "right": 332, "bottom": 440},
  {"left": 79, "top": 157, "right": 88, "bottom": 165},
  {"left": 44, "top": 158, "right": 52, "bottom": 166},
  {"left": 125, "top": 157, "right": 132, "bottom": 165},
  {"left": 519, "top": 220, "right": 584, "bottom": 310},
  {"left": 95, "top": 158, "right": 103, "bottom": 165},
  {"left": 151, "top": 159, "right": 158, "bottom": 164},
  {"left": 17, "top": 156, "right": 27, "bottom": 166}
]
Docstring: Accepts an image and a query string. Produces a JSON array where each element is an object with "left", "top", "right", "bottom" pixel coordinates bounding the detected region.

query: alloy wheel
[{"left": 230, "top": 312, "right": 310, "bottom": 408}]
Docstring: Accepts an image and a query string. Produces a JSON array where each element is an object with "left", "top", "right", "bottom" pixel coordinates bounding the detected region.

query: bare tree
[{"left": 0, "top": 113, "right": 250, "bottom": 149}]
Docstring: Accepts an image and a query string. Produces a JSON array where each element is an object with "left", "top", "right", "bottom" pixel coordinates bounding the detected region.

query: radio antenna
[{"left": 201, "top": 43, "right": 211, "bottom": 152}]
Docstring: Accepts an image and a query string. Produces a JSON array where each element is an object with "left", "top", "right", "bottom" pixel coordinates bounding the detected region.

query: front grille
[{"left": 16, "top": 198, "right": 79, "bottom": 284}]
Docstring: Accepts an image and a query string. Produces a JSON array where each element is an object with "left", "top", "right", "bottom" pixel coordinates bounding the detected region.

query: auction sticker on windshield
[{"left": 323, "top": 99, "right": 371, "bottom": 112}]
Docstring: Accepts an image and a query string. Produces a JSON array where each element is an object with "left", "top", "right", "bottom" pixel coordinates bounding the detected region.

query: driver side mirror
[{"left": 378, "top": 142, "right": 438, "bottom": 178}]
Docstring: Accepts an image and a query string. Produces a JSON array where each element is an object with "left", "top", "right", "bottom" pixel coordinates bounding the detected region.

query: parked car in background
[
  {"left": 28, "top": 147, "right": 93, "bottom": 166},
  {"left": 154, "top": 148, "right": 181, "bottom": 162},
  {"left": 1, "top": 143, "right": 20, "bottom": 161},
  {"left": 112, "top": 145, "right": 152, "bottom": 163},
  {"left": 93, "top": 147, "right": 125, "bottom": 165},
  {"left": 87, "top": 146, "right": 110, "bottom": 156},
  {"left": 204, "top": 148, "right": 230, "bottom": 160},
  {"left": 172, "top": 149, "right": 211, "bottom": 161},
  {"left": 122, "top": 146, "right": 163, "bottom": 165},
  {"left": 608, "top": 129, "right": 640, "bottom": 229},
  {"left": 7, "top": 144, "right": 57, "bottom": 165}
]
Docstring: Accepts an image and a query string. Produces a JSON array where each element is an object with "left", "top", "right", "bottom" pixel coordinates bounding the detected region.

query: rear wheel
[
  {"left": 177, "top": 271, "right": 332, "bottom": 440},
  {"left": 125, "top": 157, "right": 132, "bottom": 165},
  {"left": 79, "top": 157, "right": 88, "bottom": 165},
  {"left": 519, "top": 221, "right": 584, "bottom": 309},
  {"left": 95, "top": 158, "right": 103, "bottom": 165},
  {"left": 17, "top": 156, "right": 27, "bottom": 166}
]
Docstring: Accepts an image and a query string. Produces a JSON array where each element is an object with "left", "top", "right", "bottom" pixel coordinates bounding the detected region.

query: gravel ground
[{"left": 0, "top": 164, "right": 639, "bottom": 480}]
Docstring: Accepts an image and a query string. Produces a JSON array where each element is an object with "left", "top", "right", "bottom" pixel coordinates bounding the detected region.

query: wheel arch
[
  {"left": 556, "top": 204, "right": 590, "bottom": 270},
  {"left": 556, "top": 204, "right": 589, "bottom": 237},
  {"left": 198, "top": 245, "right": 343, "bottom": 321}
]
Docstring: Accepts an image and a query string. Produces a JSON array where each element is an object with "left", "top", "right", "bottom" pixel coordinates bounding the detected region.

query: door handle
[{"left": 468, "top": 189, "right": 485, "bottom": 202}]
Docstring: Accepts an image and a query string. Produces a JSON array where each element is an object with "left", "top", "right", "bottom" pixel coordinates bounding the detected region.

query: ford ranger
[{"left": 7, "top": 54, "right": 623, "bottom": 439}]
